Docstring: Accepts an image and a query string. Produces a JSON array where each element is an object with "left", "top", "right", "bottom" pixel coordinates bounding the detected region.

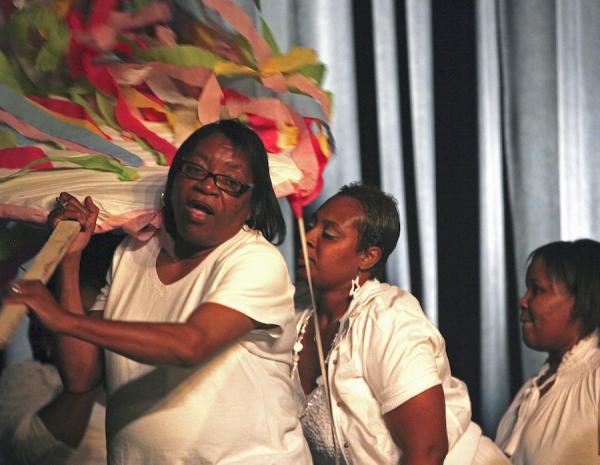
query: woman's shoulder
[
  {"left": 113, "top": 232, "right": 157, "bottom": 256},
  {"left": 215, "top": 228, "right": 287, "bottom": 267},
  {"left": 347, "top": 281, "right": 443, "bottom": 346},
  {"left": 355, "top": 281, "right": 432, "bottom": 325}
]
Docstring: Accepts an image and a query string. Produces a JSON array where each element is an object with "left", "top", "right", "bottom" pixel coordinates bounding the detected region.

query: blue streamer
[{"left": 0, "top": 82, "right": 143, "bottom": 167}]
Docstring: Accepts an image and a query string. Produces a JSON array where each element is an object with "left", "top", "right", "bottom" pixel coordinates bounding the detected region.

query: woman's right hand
[{"left": 47, "top": 192, "right": 100, "bottom": 257}]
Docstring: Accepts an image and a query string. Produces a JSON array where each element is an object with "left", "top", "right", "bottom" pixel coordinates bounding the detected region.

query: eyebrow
[
  {"left": 185, "top": 152, "right": 247, "bottom": 172},
  {"left": 312, "top": 214, "right": 341, "bottom": 231},
  {"left": 322, "top": 219, "right": 339, "bottom": 228}
]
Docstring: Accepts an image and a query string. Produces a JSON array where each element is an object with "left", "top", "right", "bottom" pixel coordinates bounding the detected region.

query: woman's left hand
[{"left": 4, "top": 280, "right": 70, "bottom": 333}]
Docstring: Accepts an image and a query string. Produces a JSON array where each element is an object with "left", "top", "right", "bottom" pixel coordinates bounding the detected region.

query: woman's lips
[
  {"left": 520, "top": 311, "right": 533, "bottom": 324},
  {"left": 297, "top": 256, "right": 315, "bottom": 267},
  {"left": 187, "top": 199, "right": 215, "bottom": 214},
  {"left": 185, "top": 205, "right": 209, "bottom": 222},
  {"left": 184, "top": 200, "right": 215, "bottom": 222}
]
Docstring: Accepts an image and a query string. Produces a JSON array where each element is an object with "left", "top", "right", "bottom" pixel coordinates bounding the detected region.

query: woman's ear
[{"left": 360, "top": 246, "right": 382, "bottom": 273}]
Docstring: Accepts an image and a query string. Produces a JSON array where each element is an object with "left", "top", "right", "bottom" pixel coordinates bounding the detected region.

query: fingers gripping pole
[{"left": 0, "top": 220, "right": 81, "bottom": 349}]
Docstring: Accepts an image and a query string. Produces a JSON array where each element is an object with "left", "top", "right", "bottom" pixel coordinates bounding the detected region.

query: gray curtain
[
  {"left": 259, "top": 0, "right": 600, "bottom": 434},
  {"left": 479, "top": 0, "right": 600, "bottom": 431}
]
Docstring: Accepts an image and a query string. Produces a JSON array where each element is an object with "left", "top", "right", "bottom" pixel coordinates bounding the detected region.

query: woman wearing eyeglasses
[{"left": 4, "top": 120, "right": 312, "bottom": 465}]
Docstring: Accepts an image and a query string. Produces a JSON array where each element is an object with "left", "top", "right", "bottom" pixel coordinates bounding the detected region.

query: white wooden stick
[{"left": 0, "top": 220, "right": 81, "bottom": 349}]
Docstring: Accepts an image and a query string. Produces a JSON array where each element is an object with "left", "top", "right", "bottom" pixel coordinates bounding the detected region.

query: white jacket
[{"left": 295, "top": 279, "right": 481, "bottom": 465}]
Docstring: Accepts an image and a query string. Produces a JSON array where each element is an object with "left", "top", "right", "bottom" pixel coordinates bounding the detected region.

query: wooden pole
[{"left": 0, "top": 220, "right": 81, "bottom": 349}]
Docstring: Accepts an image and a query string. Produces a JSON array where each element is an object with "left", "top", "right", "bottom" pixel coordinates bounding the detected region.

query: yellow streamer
[
  {"left": 261, "top": 47, "right": 317, "bottom": 76},
  {"left": 213, "top": 47, "right": 318, "bottom": 78},
  {"left": 120, "top": 87, "right": 177, "bottom": 132}
]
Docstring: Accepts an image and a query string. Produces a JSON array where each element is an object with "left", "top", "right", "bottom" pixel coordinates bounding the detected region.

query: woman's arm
[
  {"left": 5, "top": 281, "right": 255, "bottom": 367},
  {"left": 53, "top": 255, "right": 104, "bottom": 393},
  {"left": 37, "top": 385, "right": 101, "bottom": 448},
  {"left": 384, "top": 384, "right": 448, "bottom": 465},
  {"left": 50, "top": 194, "right": 104, "bottom": 393}
]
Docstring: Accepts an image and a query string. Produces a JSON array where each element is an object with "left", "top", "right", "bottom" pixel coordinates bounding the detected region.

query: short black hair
[
  {"left": 529, "top": 239, "right": 600, "bottom": 337},
  {"left": 335, "top": 183, "right": 400, "bottom": 278},
  {"left": 163, "top": 119, "right": 286, "bottom": 244}
]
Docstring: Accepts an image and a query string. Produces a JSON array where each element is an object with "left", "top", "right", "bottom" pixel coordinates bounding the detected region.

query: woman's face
[
  {"left": 298, "top": 195, "right": 367, "bottom": 291},
  {"left": 170, "top": 132, "right": 253, "bottom": 252},
  {"left": 519, "top": 257, "right": 581, "bottom": 357}
]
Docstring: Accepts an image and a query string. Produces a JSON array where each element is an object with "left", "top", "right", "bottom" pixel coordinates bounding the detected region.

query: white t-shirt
[
  {"left": 93, "top": 228, "right": 311, "bottom": 465},
  {"left": 295, "top": 279, "right": 506, "bottom": 465},
  {"left": 0, "top": 361, "right": 106, "bottom": 465},
  {"left": 495, "top": 330, "right": 600, "bottom": 465}
]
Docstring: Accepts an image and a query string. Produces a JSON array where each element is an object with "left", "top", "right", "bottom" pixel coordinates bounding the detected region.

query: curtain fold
[
  {"left": 556, "top": 0, "right": 600, "bottom": 239},
  {"left": 260, "top": 0, "right": 600, "bottom": 433},
  {"left": 476, "top": 0, "right": 511, "bottom": 434},
  {"left": 405, "top": 0, "right": 438, "bottom": 324},
  {"left": 500, "top": 0, "right": 600, "bottom": 385},
  {"left": 372, "top": 0, "right": 411, "bottom": 292}
]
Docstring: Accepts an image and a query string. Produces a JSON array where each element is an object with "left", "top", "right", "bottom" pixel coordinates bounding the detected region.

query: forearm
[
  {"left": 56, "top": 312, "right": 210, "bottom": 367},
  {"left": 55, "top": 256, "right": 103, "bottom": 392},
  {"left": 385, "top": 385, "right": 448, "bottom": 465},
  {"left": 38, "top": 386, "right": 100, "bottom": 448},
  {"left": 400, "top": 448, "right": 447, "bottom": 465}
]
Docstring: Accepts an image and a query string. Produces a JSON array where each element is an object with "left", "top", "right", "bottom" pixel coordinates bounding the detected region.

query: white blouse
[
  {"left": 496, "top": 330, "right": 600, "bottom": 465},
  {"left": 94, "top": 229, "right": 310, "bottom": 465},
  {"left": 294, "top": 279, "right": 474, "bottom": 465}
]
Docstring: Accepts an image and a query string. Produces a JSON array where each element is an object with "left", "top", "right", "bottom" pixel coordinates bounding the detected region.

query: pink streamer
[
  {"left": 74, "top": 1, "right": 172, "bottom": 53},
  {"left": 107, "top": 62, "right": 212, "bottom": 88},
  {"left": 0, "top": 204, "right": 48, "bottom": 225},
  {"left": 203, "top": 0, "right": 273, "bottom": 66},
  {"left": 197, "top": 73, "right": 223, "bottom": 124}
]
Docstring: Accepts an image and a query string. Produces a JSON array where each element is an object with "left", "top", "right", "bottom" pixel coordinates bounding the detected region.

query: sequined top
[{"left": 301, "top": 378, "right": 349, "bottom": 465}]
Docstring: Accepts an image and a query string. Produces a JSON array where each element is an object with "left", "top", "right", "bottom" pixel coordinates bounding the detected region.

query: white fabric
[
  {"left": 94, "top": 228, "right": 310, "bottom": 465},
  {"left": 301, "top": 379, "right": 346, "bottom": 465},
  {"left": 0, "top": 122, "right": 303, "bottom": 237},
  {"left": 0, "top": 361, "right": 106, "bottom": 465},
  {"left": 295, "top": 279, "right": 507, "bottom": 465},
  {"left": 495, "top": 330, "right": 600, "bottom": 465}
]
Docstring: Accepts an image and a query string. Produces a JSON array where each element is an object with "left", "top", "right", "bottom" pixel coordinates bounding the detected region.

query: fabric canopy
[{"left": 0, "top": 0, "right": 334, "bottom": 237}]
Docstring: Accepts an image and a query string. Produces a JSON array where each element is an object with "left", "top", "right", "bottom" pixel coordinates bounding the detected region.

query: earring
[
  {"left": 349, "top": 274, "right": 361, "bottom": 298},
  {"left": 160, "top": 192, "right": 166, "bottom": 208}
]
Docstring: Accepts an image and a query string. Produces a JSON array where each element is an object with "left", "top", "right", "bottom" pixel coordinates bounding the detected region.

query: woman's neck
[
  {"left": 547, "top": 325, "right": 585, "bottom": 369},
  {"left": 548, "top": 339, "right": 580, "bottom": 370},
  {"left": 315, "top": 288, "right": 352, "bottom": 328},
  {"left": 173, "top": 240, "right": 216, "bottom": 261}
]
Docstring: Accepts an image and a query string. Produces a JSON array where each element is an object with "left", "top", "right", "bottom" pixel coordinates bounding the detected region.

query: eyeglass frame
[{"left": 176, "top": 159, "right": 254, "bottom": 196}]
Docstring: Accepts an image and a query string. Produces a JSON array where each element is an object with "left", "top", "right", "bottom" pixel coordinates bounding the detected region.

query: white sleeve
[
  {"left": 362, "top": 303, "right": 443, "bottom": 414},
  {"left": 203, "top": 241, "right": 294, "bottom": 335}
]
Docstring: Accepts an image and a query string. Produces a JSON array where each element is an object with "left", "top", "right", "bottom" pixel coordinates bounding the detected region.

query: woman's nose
[
  {"left": 518, "top": 291, "right": 529, "bottom": 309},
  {"left": 305, "top": 227, "right": 317, "bottom": 247},
  {"left": 193, "top": 175, "right": 218, "bottom": 194}
]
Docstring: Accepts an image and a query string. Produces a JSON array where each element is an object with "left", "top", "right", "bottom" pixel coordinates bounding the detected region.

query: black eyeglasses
[{"left": 178, "top": 160, "right": 254, "bottom": 196}]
